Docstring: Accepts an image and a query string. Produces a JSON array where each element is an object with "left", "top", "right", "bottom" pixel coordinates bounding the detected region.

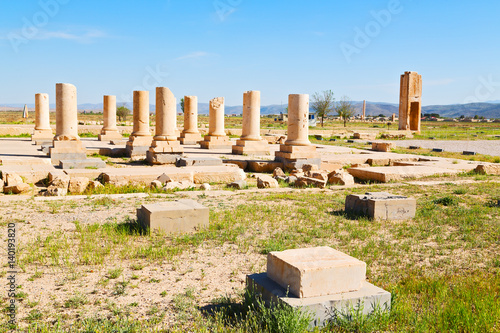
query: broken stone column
[
  {"left": 398, "top": 71, "right": 422, "bottom": 132},
  {"left": 32, "top": 93, "right": 53, "bottom": 144},
  {"left": 362, "top": 100, "right": 366, "bottom": 120},
  {"left": 391, "top": 113, "right": 396, "bottom": 122},
  {"left": 98, "top": 95, "right": 122, "bottom": 142},
  {"left": 126, "top": 90, "right": 153, "bottom": 157},
  {"left": 179, "top": 95, "right": 202, "bottom": 144},
  {"left": 200, "top": 97, "right": 231, "bottom": 149},
  {"left": 146, "top": 87, "right": 183, "bottom": 164},
  {"left": 275, "top": 94, "right": 319, "bottom": 169},
  {"left": 49, "top": 83, "right": 86, "bottom": 164},
  {"left": 232, "top": 90, "right": 269, "bottom": 155}
]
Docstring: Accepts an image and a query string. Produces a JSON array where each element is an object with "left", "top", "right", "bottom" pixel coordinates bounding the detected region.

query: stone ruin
[{"left": 398, "top": 71, "right": 422, "bottom": 132}]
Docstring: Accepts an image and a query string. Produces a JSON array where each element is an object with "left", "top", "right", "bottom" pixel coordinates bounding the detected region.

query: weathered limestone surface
[
  {"left": 267, "top": 247, "right": 366, "bottom": 298},
  {"left": 353, "top": 132, "right": 377, "bottom": 140},
  {"left": 347, "top": 165, "right": 461, "bottom": 183},
  {"left": 32, "top": 93, "right": 53, "bottom": 143},
  {"left": 50, "top": 83, "right": 86, "bottom": 164},
  {"left": 59, "top": 158, "right": 106, "bottom": 170},
  {"left": 345, "top": 192, "right": 416, "bottom": 220},
  {"left": 200, "top": 97, "right": 232, "bottom": 149},
  {"left": 180, "top": 96, "right": 202, "bottom": 144},
  {"left": 372, "top": 142, "right": 394, "bottom": 152},
  {"left": 98, "top": 95, "right": 122, "bottom": 141},
  {"left": 475, "top": 164, "right": 500, "bottom": 175},
  {"left": 147, "top": 87, "right": 183, "bottom": 163},
  {"left": 232, "top": 91, "right": 269, "bottom": 155},
  {"left": 137, "top": 199, "right": 209, "bottom": 233},
  {"left": 399, "top": 71, "right": 422, "bottom": 132},
  {"left": 126, "top": 91, "right": 153, "bottom": 157},
  {"left": 275, "top": 94, "right": 318, "bottom": 162}
]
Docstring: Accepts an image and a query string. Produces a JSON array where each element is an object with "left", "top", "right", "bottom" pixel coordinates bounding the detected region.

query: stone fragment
[
  {"left": 0, "top": 179, "right": 4, "bottom": 191},
  {"left": 163, "top": 181, "right": 194, "bottom": 191},
  {"left": 137, "top": 199, "right": 209, "bottom": 234},
  {"left": 475, "top": 164, "right": 500, "bottom": 175},
  {"left": 4, "top": 173, "right": 23, "bottom": 186},
  {"left": 310, "top": 172, "right": 328, "bottom": 182},
  {"left": 223, "top": 160, "right": 248, "bottom": 170},
  {"left": 200, "top": 183, "right": 211, "bottom": 191},
  {"left": 295, "top": 176, "right": 326, "bottom": 188},
  {"left": 68, "top": 177, "right": 90, "bottom": 194},
  {"left": 46, "top": 186, "right": 67, "bottom": 196},
  {"left": 302, "top": 164, "right": 319, "bottom": 172},
  {"left": 372, "top": 142, "right": 394, "bottom": 152},
  {"left": 88, "top": 180, "right": 103, "bottom": 190},
  {"left": 328, "top": 170, "right": 355, "bottom": 186},
  {"left": 267, "top": 247, "right": 366, "bottom": 298},
  {"left": 50, "top": 176, "right": 71, "bottom": 189},
  {"left": 248, "top": 161, "right": 283, "bottom": 173},
  {"left": 345, "top": 192, "right": 416, "bottom": 220},
  {"left": 273, "top": 167, "right": 286, "bottom": 178},
  {"left": 150, "top": 180, "right": 162, "bottom": 189},
  {"left": 157, "top": 173, "right": 172, "bottom": 185},
  {"left": 4, "top": 183, "right": 30, "bottom": 194},
  {"left": 286, "top": 176, "right": 297, "bottom": 185},
  {"left": 228, "top": 180, "right": 247, "bottom": 190},
  {"left": 257, "top": 175, "right": 279, "bottom": 189}
]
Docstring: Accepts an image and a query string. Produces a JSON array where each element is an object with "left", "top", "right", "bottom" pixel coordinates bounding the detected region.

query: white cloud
[{"left": 175, "top": 51, "right": 211, "bottom": 61}]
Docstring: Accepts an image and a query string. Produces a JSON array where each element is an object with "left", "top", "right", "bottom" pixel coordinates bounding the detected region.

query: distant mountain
[{"left": 1, "top": 101, "right": 500, "bottom": 118}]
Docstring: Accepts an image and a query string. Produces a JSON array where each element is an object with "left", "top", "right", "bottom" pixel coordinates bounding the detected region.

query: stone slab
[
  {"left": 247, "top": 273, "right": 391, "bottom": 328},
  {"left": 345, "top": 192, "right": 416, "bottom": 220},
  {"left": 278, "top": 158, "right": 322, "bottom": 171},
  {"left": 232, "top": 140, "right": 270, "bottom": 155},
  {"left": 0, "top": 158, "right": 51, "bottom": 166},
  {"left": 267, "top": 247, "right": 366, "bottom": 298},
  {"left": 59, "top": 158, "right": 106, "bottom": 170},
  {"left": 347, "top": 166, "right": 461, "bottom": 183},
  {"left": 177, "top": 157, "right": 223, "bottom": 167},
  {"left": 63, "top": 169, "right": 103, "bottom": 180},
  {"left": 146, "top": 151, "right": 180, "bottom": 165},
  {"left": 137, "top": 199, "right": 209, "bottom": 234}
]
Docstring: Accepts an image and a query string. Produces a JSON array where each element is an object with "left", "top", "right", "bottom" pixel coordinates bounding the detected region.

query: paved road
[{"left": 383, "top": 140, "right": 500, "bottom": 157}]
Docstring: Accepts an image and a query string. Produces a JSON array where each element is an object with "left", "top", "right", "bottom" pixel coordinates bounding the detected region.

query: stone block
[
  {"left": 179, "top": 133, "right": 203, "bottom": 145},
  {"left": 280, "top": 158, "right": 322, "bottom": 172},
  {"left": 345, "top": 192, "right": 416, "bottom": 220},
  {"left": 267, "top": 247, "right": 366, "bottom": 298},
  {"left": 149, "top": 140, "right": 184, "bottom": 154},
  {"left": 275, "top": 145, "right": 319, "bottom": 160},
  {"left": 146, "top": 151, "right": 179, "bottom": 165},
  {"left": 475, "top": 164, "right": 500, "bottom": 175},
  {"left": 257, "top": 175, "right": 279, "bottom": 188},
  {"left": 199, "top": 135, "right": 232, "bottom": 149},
  {"left": 327, "top": 171, "right": 355, "bottom": 186},
  {"left": 49, "top": 140, "right": 87, "bottom": 164},
  {"left": 126, "top": 136, "right": 153, "bottom": 157},
  {"left": 59, "top": 158, "right": 106, "bottom": 170},
  {"left": 232, "top": 140, "right": 270, "bottom": 155},
  {"left": 177, "top": 157, "right": 223, "bottom": 167},
  {"left": 295, "top": 176, "right": 326, "bottom": 188},
  {"left": 353, "top": 132, "right": 377, "bottom": 140},
  {"left": 228, "top": 180, "right": 247, "bottom": 189},
  {"left": 98, "top": 131, "right": 123, "bottom": 142},
  {"left": 137, "top": 199, "right": 209, "bottom": 234},
  {"left": 4, "top": 183, "right": 31, "bottom": 194},
  {"left": 347, "top": 165, "right": 461, "bottom": 183},
  {"left": 68, "top": 177, "right": 90, "bottom": 194},
  {"left": 247, "top": 273, "right": 391, "bottom": 328},
  {"left": 223, "top": 160, "right": 248, "bottom": 170},
  {"left": 248, "top": 161, "right": 283, "bottom": 173},
  {"left": 4, "top": 173, "right": 23, "bottom": 186},
  {"left": 371, "top": 142, "right": 394, "bottom": 152}
]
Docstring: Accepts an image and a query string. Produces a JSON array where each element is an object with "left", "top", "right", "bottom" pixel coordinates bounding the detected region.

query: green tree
[
  {"left": 311, "top": 90, "right": 335, "bottom": 127},
  {"left": 116, "top": 105, "right": 130, "bottom": 122},
  {"left": 180, "top": 97, "right": 185, "bottom": 113},
  {"left": 336, "top": 96, "right": 356, "bottom": 127}
]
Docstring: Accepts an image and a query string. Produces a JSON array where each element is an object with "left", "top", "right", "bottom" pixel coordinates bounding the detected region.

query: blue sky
[{"left": 1, "top": 0, "right": 500, "bottom": 106}]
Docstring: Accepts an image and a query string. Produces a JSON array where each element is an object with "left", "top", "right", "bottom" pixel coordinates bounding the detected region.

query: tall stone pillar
[
  {"left": 179, "top": 96, "right": 202, "bottom": 144},
  {"left": 398, "top": 71, "right": 422, "bottom": 132},
  {"left": 275, "top": 94, "right": 319, "bottom": 168},
  {"left": 232, "top": 90, "right": 269, "bottom": 155},
  {"left": 98, "top": 95, "right": 122, "bottom": 142},
  {"left": 32, "top": 93, "right": 53, "bottom": 144},
  {"left": 200, "top": 97, "right": 231, "bottom": 149},
  {"left": 49, "top": 83, "right": 86, "bottom": 164},
  {"left": 362, "top": 100, "right": 366, "bottom": 120},
  {"left": 391, "top": 113, "right": 396, "bottom": 122},
  {"left": 146, "top": 87, "right": 183, "bottom": 164},
  {"left": 126, "top": 91, "right": 153, "bottom": 157}
]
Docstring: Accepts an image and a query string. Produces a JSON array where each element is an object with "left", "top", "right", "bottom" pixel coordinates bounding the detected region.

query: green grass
[{"left": 0, "top": 133, "right": 31, "bottom": 138}]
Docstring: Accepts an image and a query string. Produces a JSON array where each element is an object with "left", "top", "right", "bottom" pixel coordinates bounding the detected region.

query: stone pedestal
[
  {"left": 345, "top": 192, "right": 416, "bottom": 220},
  {"left": 50, "top": 83, "right": 86, "bottom": 164},
  {"left": 232, "top": 91, "right": 269, "bottom": 155},
  {"left": 126, "top": 91, "right": 153, "bottom": 157},
  {"left": 32, "top": 93, "right": 53, "bottom": 144},
  {"left": 146, "top": 87, "right": 183, "bottom": 164},
  {"left": 180, "top": 96, "right": 202, "bottom": 144},
  {"left": 246, "top": 247, "right": 391, "bottom": 328},
  {"left": 99, "top": 95, "right": 122, "bottom": 141},
  {"left": 275, "top": 94, "right": 318, "bottom": 164},
  {"left": 200, "top": 97, "right": 231, "bottom": 149}
]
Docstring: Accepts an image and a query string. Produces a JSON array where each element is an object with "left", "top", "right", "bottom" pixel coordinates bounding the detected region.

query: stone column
[
  {"left": 32, "top": 93, "right": 53, "bottom": 143},
  {"left": 362, "top": 100, "right": 366, "bottom": 120},
  {"left": 275, "top": 94, "right": 318, "bottom": 166},
  {"left": 232, "top": 90, "right": 269, "bottom": 155},
  {"left": 398, "top": 71, "right": 422, "bottom": 132},
  {"left": 126, "top": 90, "right": 153, "bottom": 157},
  {"left": 147, "top": 87, "right": 183, "bottom": 164},
  {"left": 49, "top": 83, "right": 86, "bottom": 164},
  {"left": 98, "top": 95, "right": 122, "bottom": 142},
  {"left": 180, "top": 96, "right": 202, "bottom": 144},
  {"left": 200, "top": 97, "right": 231, "bottom": 149}
]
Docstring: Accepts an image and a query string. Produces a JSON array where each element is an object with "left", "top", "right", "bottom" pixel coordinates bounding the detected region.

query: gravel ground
[{"left": 381, "top": 140, "right": 500, "bottom": 157}]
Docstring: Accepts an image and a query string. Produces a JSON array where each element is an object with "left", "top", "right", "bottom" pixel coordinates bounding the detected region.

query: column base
[
  {"left": 275, "top": 144, "right": 319, "bottom": 160},
  {"left": 149, "top": 140, "right": 184, "bottom": 154},
  {"left": 32, "top": 129, "right": 53, "bottom": 144},
  {"left": 179, "top": 132, "right": 203, "bottom": 145},
  {"left": 232, "top": 139, "right": 270, "bottom": 155},
  {"left": 49, "top": 140, "right": 87, "bottom": 164},
  {"left": 126, "top": 136, "right": 153, "bottom": 158},
  {"left": 199, "top": 135, "right": 232, "bottom": 149},
  {"left": 146, "top": 151, "right": 182, "bottom": 165},
  {"left": 98, "top": 130, "right": 123, "bottom": 142}
]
